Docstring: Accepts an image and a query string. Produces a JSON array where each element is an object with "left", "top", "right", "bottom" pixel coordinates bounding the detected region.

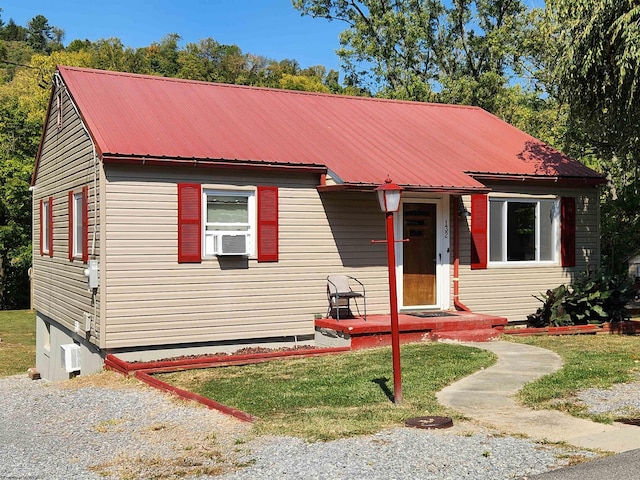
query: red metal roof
[{"left": 56, "top": 66, "right": 603, "bottom": 191}]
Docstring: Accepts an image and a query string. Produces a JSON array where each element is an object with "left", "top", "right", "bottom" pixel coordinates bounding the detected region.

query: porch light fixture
[
  {"left": 375, "top": 177, "right": 403, "bottom": 213},
  {"left": 375, "top": 176, "right": 404, "bottom": 404}
]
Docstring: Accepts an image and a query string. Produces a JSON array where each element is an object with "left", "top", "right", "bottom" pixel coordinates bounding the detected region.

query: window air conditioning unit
[
  {"left": 60, "top": 344, "right": 81, "bottom": 373},
  {"left": 216, "top": 233, "right": 249, "bottom": 256}
]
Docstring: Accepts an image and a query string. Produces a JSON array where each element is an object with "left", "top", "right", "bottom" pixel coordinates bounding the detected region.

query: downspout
[
  {"left": 453, "top": 196, "right": 470, "bottom": 312},
  {"left": 91, "top": 143, "right": 97, "bottom": 257}
]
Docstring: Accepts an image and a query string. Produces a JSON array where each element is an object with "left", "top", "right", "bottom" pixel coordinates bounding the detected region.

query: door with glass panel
[{"left": 402, "top": 202, "right": 437, "bottom": 306}]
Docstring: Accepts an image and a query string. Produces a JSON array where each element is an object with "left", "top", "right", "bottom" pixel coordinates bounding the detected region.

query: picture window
[{"left": 489, "top": 198, "right": 559, "bottom": 264}]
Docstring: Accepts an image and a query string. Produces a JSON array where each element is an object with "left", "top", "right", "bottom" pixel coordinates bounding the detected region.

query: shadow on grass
[{"left": 371, "top": 377, "right": 393, "bottom": 403}]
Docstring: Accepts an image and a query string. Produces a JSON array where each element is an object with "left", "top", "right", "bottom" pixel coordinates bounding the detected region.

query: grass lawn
[
  {"left": 158, "top": 343, "right": 496, "bottom": 441},
  {"left": 0, "top": 310, "right": 36, "bottom": 377},
  {"left": 511, "top": 334, "right": 640, "bottom": 422}
]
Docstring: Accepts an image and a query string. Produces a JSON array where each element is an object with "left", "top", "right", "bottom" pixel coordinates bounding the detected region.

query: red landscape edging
[
  {"left": 104, "top": 346, "right": 351, "bottom": 422},
  {"left": 503, "top": 321, "right": 640, "bottom": 337},
  {"left": 105, "top": 346, "right": 350, "bottom": 373},
  {"left": 134, "top": 371, "right": 256, "bottom": 423}
]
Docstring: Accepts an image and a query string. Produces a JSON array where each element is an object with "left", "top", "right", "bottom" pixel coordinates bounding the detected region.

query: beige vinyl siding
[
  {"left": 32, "top": 84, "right": 101, "bottom": 343},
  {"left": 456, "top": 184, "right": 601, "bottom": 321},
  {"left": 103, "top": 165, "right": 390, "bottom": 348}
]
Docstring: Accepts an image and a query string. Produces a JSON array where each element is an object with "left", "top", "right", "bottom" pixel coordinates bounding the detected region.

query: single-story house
[{"left": 32, "top": 66, "right": 604, "bottom": 380}]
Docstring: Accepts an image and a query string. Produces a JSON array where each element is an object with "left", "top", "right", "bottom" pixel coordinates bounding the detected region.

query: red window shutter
[
  {"left": 48, "top": 196, "right": 54, "bottom": 257},
  {"left": 68, "top": 191, "right": 74, "bottom": 261},
  {"left": 470, "top": 194, "right": 488, "bottom": 270},
  {"left": 177, "top": 183, "right": 201, "bottom": 263},
  {"left": 39, "top": 199, "right": 44, "bottom": 256},
  {"left": 82, "top": 186, "right": 89, "bottom": 263},
  {"left": 257, "top": 186, "right": 278, "bottom": 262},
  {"left": 561, "top": 197, "right": 576, "bottom": 267}
]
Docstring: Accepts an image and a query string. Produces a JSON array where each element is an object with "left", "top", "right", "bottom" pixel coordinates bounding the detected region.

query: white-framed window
[
  {"left": 489, "top": 197, "right": 559, "bottom": 264},
  {"left": 72, "top": 192, "right": 83, "bottom": 258},
  {"left": 203, "top": 189, "right": 255, "bottom": 257},
  {"left": 42, "top": 199, "right": 51, "bottom": 255}
]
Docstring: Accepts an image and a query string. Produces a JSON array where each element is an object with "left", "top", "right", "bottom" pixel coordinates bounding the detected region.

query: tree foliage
[
  {"left": 549, "top": 1, "right": 640, "bottom": 164},
  {"left": 544, "top": 1, "right": 640, "bottom": 270},
  {"left": 292, "top": 0, "right": 528, "bottom": 112},
  {"left": 26, "top": 14, "right": 63, "bottom": 53}
]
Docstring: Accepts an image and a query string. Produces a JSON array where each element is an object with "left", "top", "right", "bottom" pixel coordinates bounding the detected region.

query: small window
[
  {"left": 68, "top": 188, "right": 87, "bottom": 262},
  {"left": 42, "top": 199, "right": 51, "bottom": 255},
  {"left": 203, "top": 190, "right": 255, "bottom": 256},
  {"left": 56, "top": 90, "right": 63, "bottom": 131},
  {"left": 489, "top": 198, "right": 559, "bottom": 264},
  {"left": 72, "top": 192, "right": 83, "bottom": 258}
]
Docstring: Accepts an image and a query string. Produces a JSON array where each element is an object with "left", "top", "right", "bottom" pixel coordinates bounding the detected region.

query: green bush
[{"left": 527, "top": 270, "right": 634, "bottom": 328}]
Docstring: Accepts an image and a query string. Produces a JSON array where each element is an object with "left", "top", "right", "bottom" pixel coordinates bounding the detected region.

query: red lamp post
[{"left": 375, "top": 177, "right": 404, "bottom": 404}]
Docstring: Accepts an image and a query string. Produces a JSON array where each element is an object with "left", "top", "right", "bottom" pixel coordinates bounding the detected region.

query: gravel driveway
[{"left": 3, "top": 369, "right": 638, "bottom": 480}]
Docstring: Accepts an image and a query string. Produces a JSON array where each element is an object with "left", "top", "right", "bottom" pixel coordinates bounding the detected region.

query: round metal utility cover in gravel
[{"left": 405, "top": 416, "right": 453, "bottom": 429}]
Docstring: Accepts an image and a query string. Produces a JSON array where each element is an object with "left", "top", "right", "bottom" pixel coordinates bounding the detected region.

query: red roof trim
[
  {"left": 101, "top": 155, "right": 327, "bottom": 174},
  {"left": 469, "top": 173, "right": 606, "bottom": 186},
  {"left": 317, "top": 183, "right": 491, "bottom": 195}
]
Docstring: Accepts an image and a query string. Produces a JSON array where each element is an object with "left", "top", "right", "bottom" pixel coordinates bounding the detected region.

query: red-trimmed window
[
  {"left": 177, "top": 184, "right": 279, "bottom": 263},
  {"left": 56, "top": 90, "right": 63, "bottom": 131},
  {"left": 203, "top": 189, "right": 256, "bottom": 258},
  {"left": 39, "top": 199, "right": 44, "bottom": 256},
  {"left": 41, "top": 197, "right": 53, "bottom": 257},
  {"left": 82, "top": 186, "right": 89, "bottom": 262},
  {"left": 68, "top": 191, "right": 73, "bottom": 261},
  {"left": 68, "top": 187, "right": 89, "bottom": 262}
]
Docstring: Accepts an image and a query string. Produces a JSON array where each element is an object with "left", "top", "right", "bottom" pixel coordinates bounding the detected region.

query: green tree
[
  {"left": 0, "top": 157, "right": 32, "bottom": 309},
  {"left": 88, "top": 38, "right": 137, "bottom": 72},
  {"left": 546, "top": 0, "right": 640, "bottom": 271},
  {"left": 66, "top": 38, "right": 93, "bottom": 52},
  {"left": 0, "top": 18, "right": 28, "bottom": 42},
  {"left": 279, "top": 72, "right": 331, "bottom": 92},
  {"left": 142, "top": 33, "right": 182, "bottom": 77},
  {"left": 26, "top": 15, "right": 54, "bottom": 53},
  {"left": 0, "top": 50, "right": 93, "bottom": 309},
  {"left": 293, "top": 0, "right": 528, "bottom": 109},
  {"left": 0, "top": 91, "right": 40, "bottom": 309},
  {"left": 549, "top": 1, "right": 640, "bottom": 174},
  {"left": 178, "top": 38, "right": 249, "bottom": 84}
]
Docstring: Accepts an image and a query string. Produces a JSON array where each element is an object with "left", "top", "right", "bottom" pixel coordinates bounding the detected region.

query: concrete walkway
[{"left": 437, "top": 341, "right": 640, "bottom": 453}]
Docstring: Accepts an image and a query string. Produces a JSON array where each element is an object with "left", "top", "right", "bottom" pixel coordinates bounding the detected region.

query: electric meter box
[{"left": 83, "top": 259, "right": 99, "bottom": 289}]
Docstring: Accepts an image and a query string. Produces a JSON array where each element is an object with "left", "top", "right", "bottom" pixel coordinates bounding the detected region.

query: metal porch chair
[{"left": 326, "top": 275, "right": 367, "bottom": 321}]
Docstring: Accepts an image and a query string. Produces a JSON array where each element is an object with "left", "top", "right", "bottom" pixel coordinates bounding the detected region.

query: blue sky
[
  {"left": 2, "top": 1, "right": 545, "bottom": 76},
  {"left": 1, "top": 1, "right": 345, "bottom": 71}
]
